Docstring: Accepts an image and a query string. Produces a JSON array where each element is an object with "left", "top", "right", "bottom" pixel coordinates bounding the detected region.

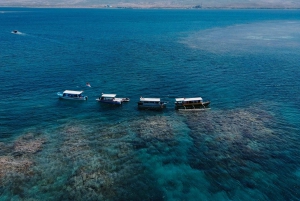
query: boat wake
[{"left": 11, "top": 31, "right": 66, "bottom": 45}]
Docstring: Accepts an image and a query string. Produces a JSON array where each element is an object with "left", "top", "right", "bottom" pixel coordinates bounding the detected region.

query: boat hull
[
  {"left": 121, "top": 98, "right": 130, "bottom": 102},
  {"left": 175, "top": 101, "right": 210, "bottom": 110},
  {"left": 96, "top": 99, "right": 122, "bottom": 105},
  {"left": 138, "top": 102, "right": 167, "bottom": 110}
]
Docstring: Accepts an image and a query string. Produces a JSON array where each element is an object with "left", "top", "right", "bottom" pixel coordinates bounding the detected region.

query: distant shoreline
[
  {"left": 0, "top": 4, "right": 300, "bottom": 10},
  {"left": 1, "top": 5, "right": 300, "bottom": 9}
]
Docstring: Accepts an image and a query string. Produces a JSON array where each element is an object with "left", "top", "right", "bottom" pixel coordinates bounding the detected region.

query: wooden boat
[
  {"left": 57, "top": 90, "right": 88, "bottom": 101},
  {"left": 138, "top": 97, "right": 167, "bottom": 110},
  {"left": 96, "top": 93, "right": 123, "bottom": 105},
  {"left": 175, "top": 97, "right": 210, "bottom": 110}
]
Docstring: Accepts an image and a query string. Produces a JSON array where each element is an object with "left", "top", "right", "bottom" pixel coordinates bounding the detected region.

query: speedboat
[
  {"left": 57, "top": 90, "right": 88, "bottom": 101},
  {"left": 11, "top": 30, "right": 20, "bottom": 34},
  {"left": 96, "top": 93, "right": 123, "bottom": 105},
  {"left": 138, "top": 97, "right": 167, "bottom": 110},
  {"left": 175, "top": 97, "right": 210, "bottom": 110},
  {"left": 121, "top": 97, "right": 130, "bottom": 102}
]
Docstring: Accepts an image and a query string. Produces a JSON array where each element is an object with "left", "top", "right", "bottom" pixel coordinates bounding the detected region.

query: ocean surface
[{"left": 0, "top": 8, "right": 300, "bottom": 200}]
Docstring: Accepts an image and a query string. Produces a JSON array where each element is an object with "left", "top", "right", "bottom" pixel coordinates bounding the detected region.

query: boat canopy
[
  {"left": 140, "top": 98, "right": 160, "bottom": 102},
  {"left": 63, "top": 90, "right": 83, "bottom": 95},
  {"left": 175, "top": 97, "right": 203, "bottom": 102},
  {"left": 101, "top": 94, "right": 117, "bottom": 98}
]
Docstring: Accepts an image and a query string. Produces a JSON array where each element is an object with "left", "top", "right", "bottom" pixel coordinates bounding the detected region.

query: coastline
[{"left": 1, "top": 5, "right": 300, "bottom": 9}]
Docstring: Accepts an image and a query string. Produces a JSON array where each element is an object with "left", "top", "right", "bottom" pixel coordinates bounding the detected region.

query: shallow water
[{"left": 0, "top": 8, "right": 300, "bottom": 200}]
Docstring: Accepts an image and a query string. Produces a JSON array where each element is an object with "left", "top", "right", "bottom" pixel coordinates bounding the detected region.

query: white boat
[
  {"left": 96, "top": 93, "right": 123, "bottom": 105},
  {"left": 175, "top": 97, "right": 210, "bottom": 110},
  {"left": 121, "top": 97, "right": 130, "bottom": 102},
  {"left": 57, "top": 90, "right": 88, "bottom": 101},
  {"left": 137, "top": 97, "right": 167, "bottom": 110},
  {"left": 11, "top": 30, "right": 22, "bottom": 34}
]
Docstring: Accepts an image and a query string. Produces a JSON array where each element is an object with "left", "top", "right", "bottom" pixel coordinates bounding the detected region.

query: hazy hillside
[{"left": 1, "top": 0, "right": 300, "bottom": 8}]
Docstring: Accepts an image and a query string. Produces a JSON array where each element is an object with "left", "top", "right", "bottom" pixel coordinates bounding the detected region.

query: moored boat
[
  {"left": 96, "top": 93, "right": 123, "bottom": 105},
  {"left": 175, "top": 97, "right": 210, "bottom": 110},
  {"left": 138, "top": 97, "right": 167, "bottom": 110},
  {"left": 57, "top": 90, "right": 88, "bottom": 101},
  {"left": 121, "top": 97, "right": 130, "bottom": 102}
]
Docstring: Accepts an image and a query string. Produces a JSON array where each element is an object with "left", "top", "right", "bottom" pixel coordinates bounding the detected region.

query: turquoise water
[{"left": 0, "top": 8, "right": 300, "bottom": 200}]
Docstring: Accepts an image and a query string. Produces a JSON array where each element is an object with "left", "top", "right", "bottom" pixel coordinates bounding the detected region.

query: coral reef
[
  {"left": 13, "top": 133, "right": 45, "bottom": 155},
  {"left": 1, "top": 108, "right": 299, "bottom": 200},
  {"left": 183, "top": 107, "right": 300, "bottom": 200},
  {"left": 0, "top": 156, "right": 33, "bottom": 179},
  {"left": 132, "top": 116, "right": 175, "bottom": 140},
  {"left": 0, "top": 133, "right": 46, "bottom": 187}
]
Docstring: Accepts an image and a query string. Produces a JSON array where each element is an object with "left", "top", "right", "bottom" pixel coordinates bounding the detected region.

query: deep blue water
[{"left": 0, "top": 8, "right": 300, "bottom": 200}]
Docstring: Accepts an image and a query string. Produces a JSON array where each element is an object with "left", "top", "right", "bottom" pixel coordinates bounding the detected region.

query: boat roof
[
  {"left": 63, "top": 90, "right": 83, "bottom": 95},
  {"left": 140, "top": 97, "right": 161, "bottom": 102},
  {"left": 175, "top": 97, "right": 203, "bottom": 101},
  {"left": 101, "top": 93, "right": 117, "bottom": 98}
]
